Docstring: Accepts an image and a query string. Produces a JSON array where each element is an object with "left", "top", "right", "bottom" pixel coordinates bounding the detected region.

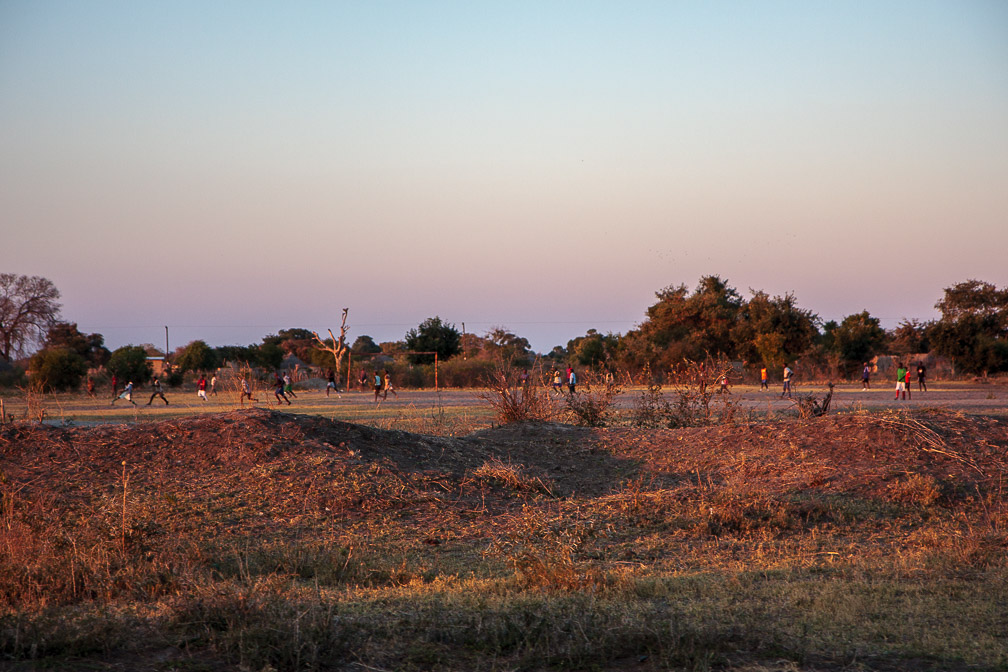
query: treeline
[
  {"left": 2, "top": 273, "right": 1006, "bottom": 391},
  {"left": 561, "top": 276, "right": 1007, "bottom": 380}
]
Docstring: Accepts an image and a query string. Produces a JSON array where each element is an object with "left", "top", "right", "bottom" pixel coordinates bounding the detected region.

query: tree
[
  {"left": 733, "top": 291, "right": 819, "bottom": 368},
  {"left": 0, "top": 273, "right": 62, "bottom": 362},
  {"left": 380, "top": 341, "right": 406, "bottom": 356},
  {"left": 888, "top": 319, "right": 933, "bottom": 356},
  {"left": 935, "top": 280, "right": 1008, "bottom": 321},
  {"left": 266, "top": 327, "right": 316, "bottom": 362},
  {"left": 931, "top": 280, "right": 1008, "bottom": 376},
  {"left": 215, "top": 344, "right": 258, "bottom": 366},
  {"left": 829, "top": 311, "right": 887, "bottom": 377},
  {"left": 312, "top": 309, "right": 350, "bottom": 379},
  {"left": 567, "top": 329, "right": 618, "bottom": 368},
  {"left": 405, "top": 316, "right": 461, "bottom": 365},
  {"left": 619, "top": 275, "right": 743, "bottom": 370},
  {"left": 175, "top": 340, "right": 218, "bottom": 374},
  {"left": 276, "top": 327, "right": 315, "bottom": 342},
  {"left": 351, "top": 335, "right": 382, "bottom": 354},
  {"left": 253, "top": 341, "right": 284, "bottom": 370},
  {"left": 544, "top": 345, "right": 568, "bottom": 364},
  {"left": 44, "top": 321, "right": 110, "bottom": 368},
  {"left": 485, "top": 327, "right": 533, "bottom": 365},
  {"left": 106, "top": 345, "right": 153, "bottom": 386},
  {"left": 30, "top": 347, "right": 88, "bottom": 391}
]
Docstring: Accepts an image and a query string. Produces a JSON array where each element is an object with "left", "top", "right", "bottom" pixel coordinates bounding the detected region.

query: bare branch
[{"left": 0, "top": 273, "right": 62, "bottom": 361}]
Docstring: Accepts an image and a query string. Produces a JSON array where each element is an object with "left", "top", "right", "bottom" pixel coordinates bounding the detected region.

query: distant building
[{"left": 146, "top": 357, "right": 169, "bottom": 376}]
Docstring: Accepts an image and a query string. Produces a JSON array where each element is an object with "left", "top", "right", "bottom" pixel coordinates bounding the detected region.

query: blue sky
[{"left": 2, "top": 1, "right": 1006, "bottom": 353}]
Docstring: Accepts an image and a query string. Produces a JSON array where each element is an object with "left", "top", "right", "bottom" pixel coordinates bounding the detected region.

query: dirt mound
[
  {"left": 3, "top": 407, "right": 1005, "bottom": 510},
  {"left": 3, "top": 407, "right": 1007, "bottom": 669},
  {"left": 598, "top": 410, "right": 1008, "bottom": 500},
  {"left": 2, "top": 407, "right": 474, "bottom": 472}
]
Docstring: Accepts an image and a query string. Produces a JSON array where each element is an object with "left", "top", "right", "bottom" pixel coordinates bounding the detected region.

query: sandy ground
[{"left": 1, "top": 380, "right": 1005, "bottom": 426}]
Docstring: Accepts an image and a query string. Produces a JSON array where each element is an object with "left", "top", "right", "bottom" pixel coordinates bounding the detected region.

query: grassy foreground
[{"left": 1, "top": 403, "right": 1006, "bottom": 671}]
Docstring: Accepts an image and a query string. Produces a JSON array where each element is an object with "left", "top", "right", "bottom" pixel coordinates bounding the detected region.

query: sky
[{"left": 2, "top": 1, "right": 1006, "bottom": 355}]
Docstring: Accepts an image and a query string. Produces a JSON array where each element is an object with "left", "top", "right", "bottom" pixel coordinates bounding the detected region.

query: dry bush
[
  {"left": 630, "top": 383, "right": 671, "bottom": 428},
  {"left": 870, "top": 409, "right": 988, "bottom": 476},
  {"left": 794, "top": 383, "right": 835, "bottom": 419},
  {"left": 563, "top": 372, "right": 621, "bottom": 427},
  {"left": 17, "top": 379, "right": 46, "bottom": 423},
  {"left": 477, "top": 359, "right": 559, "bottom": 423},
  {"left": 631, "top": 358, "right": 740, "bottom": 428},
  {"left": 667, "top": 357, "right": 742, "bottom": 427}
]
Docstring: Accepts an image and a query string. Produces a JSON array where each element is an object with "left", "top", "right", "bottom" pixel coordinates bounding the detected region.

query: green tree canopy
[
  {"left": 175, "top": 340, "right": 218, "bottom": 374},
  {"left": 931, "top": 280, "right": 1008, "bottom": 376},
  {"left": 545, "top": 345, "right": 567, "bottom": 364},
  {"left": 351, "top": 335, "right": 382, "bottom": 354},
  {"left": 567, "top": 329, "right": 618, "bottom": 368},
  {"left": 106, "top": 345, "right": 153, "bottom": 386},
  {"left": 405, "top": 316, "right": 461, "bottom": 365},
  {"left": 44, "top": 321, "right": 110, "bottom": 368},
  {"left": 254, "top": 341, "right": 284, "bottom": 370},
  {"left": 214, "top": 345, "right": 258, "bottom": 366},
  {"left": 888, "top": 318, "right": 933, "bottom": 356},
  {"left": 733, "top": 291, "right": 819, "bottom": 368},
  {"left": 620, "top": 275, "right": 743, "bottom": 370},
  {"left": 829, "top": 311, "right": 887, "bottom": 376},
  {"left": 30, "top": 346, "right": 88, "bottom": 391},
  {"left": 935, "top": 280, "right": 1008, "bottom": 321},
  {"left": 262, "top": 328, "right": 316, "bottom": 363},
  {"left": 277, "top": 328, "right": 315, "bottom": 342}
]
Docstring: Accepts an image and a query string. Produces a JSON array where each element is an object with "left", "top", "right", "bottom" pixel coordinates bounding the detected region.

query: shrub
[
  {"left": 564, "top": 375, "right": 620, "bottom": 427},
  {"left": 631, "top": 358, "right": 740, "bottom": 428},
  {"left": 28, "top": 347, "right": 87, "bottom": 391},
  {"left": 795, "top": 383, "right": 835, "bottom": 418},
  {"left": 0, "top": 360, "right": 27, "bottom": 389},
  {"left": 631, "top": 384, "right": 671, "bottom": 428},
  {"left": 477, "top": 360, "right": 558, "bottom": 423}
]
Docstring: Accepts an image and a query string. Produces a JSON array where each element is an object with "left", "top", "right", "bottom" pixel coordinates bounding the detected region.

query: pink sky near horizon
[{"left": 2, "top": 2, "right": 1006, "bottom": 353}]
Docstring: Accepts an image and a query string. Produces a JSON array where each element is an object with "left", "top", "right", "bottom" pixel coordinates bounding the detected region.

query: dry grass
[{"left": 1, "top": 405, "right": 1007, "bottom": 670}]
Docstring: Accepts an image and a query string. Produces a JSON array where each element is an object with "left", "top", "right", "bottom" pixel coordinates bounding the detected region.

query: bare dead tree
[{"left": 312, "top": 308, "right": 350, "bottom": 379}]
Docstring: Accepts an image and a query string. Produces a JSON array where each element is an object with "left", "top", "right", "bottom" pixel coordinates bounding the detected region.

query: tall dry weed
[
  {"left": 477, "top": 359, "right": 559, "bottom": 424},
  {"left": 632, "top": 358, "right": 740, "bottom": 428},
  {"left": 18, "top": 380, "right": 46, "bottom": 423}
]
